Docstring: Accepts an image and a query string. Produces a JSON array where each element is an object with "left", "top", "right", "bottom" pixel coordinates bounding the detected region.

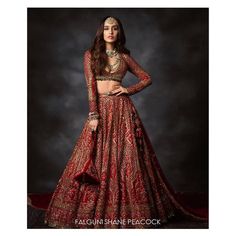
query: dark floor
[{"left": 27, "top": 205, "right": 208, "bottom": 229}]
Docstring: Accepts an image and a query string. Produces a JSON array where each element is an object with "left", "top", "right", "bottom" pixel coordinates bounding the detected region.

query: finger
[
  {"left": 111, "top": 89, "right": 120, "bottom": 95},
  {"left": 116, "top": 91, "right": 122, "bottom": 96}
]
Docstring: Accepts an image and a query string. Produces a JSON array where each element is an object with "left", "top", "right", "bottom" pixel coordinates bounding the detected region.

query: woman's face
[{"left": 103, "top": 20, "right": 119, "bottom": 43}]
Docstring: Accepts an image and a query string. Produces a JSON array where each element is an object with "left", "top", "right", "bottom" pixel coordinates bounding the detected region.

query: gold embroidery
[
  {"left": 122, "top": 53, "right": 152, "bottom": 95},
  {"left": 84, "top": 50, "right": 99, "bottom": 115},
  {"left": 44, "top": 52, "right": 206, "bottom": 229},
  {"left": 96, "top": 75, "right": 122, "bottom": 82}
]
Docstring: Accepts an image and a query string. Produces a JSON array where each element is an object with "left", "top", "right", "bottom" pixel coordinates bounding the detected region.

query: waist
[
  {"left": 98, "top": 91, "right": 128, "bottom": 98},
  {"left": 96, "top": 75, "right": 123, "bottom": 82},
  {"left": 98, "top": 91, "right": 115, "bottom": 97}
]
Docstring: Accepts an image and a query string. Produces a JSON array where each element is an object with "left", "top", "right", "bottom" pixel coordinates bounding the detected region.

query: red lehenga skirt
[{"left": 44, "top": 93, "right": 207, "bottom": 229}]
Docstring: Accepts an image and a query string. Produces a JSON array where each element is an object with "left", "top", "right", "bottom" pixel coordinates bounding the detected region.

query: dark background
[{"left": 27, "top": 8, "right": 208, "bottom": 194}]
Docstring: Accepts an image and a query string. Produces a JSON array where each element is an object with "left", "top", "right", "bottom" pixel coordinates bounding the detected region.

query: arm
[
  {"left": 83, "top": 50, "right": 99, "bottom": 120},
  {"left": 123, "top": 53, "right": 152, "bottom": 96}
]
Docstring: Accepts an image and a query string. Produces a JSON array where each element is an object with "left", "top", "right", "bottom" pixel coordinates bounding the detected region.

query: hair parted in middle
[{"left": 88, "top": 16, "right": 130, "bottom": 76}]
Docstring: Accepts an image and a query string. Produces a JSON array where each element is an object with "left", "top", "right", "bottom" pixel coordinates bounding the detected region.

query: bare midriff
[
  {"left": 96, "top": 53, "right": 123, "bottom": 94},
  {"left": 96, "top": 80, "right": 121, "bottom": 94}
]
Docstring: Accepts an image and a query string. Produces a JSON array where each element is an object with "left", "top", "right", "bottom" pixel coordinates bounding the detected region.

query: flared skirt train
[{"left": 44, "top": 93, "right": 207, "bottom": 228}]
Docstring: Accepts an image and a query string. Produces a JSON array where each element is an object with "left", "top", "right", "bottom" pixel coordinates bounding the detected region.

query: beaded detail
[
  {"left": 88, "top": 111, "right": 100, "bottom": 121},
  {"left": 121, "top": 53, "right": 152, "bottom": 96},
  {"left": 83, "top": 49, "right": 152, "bottom": 119},
  {"left": 96, "top": 75, "right": 123, "bottom": 82},
  {"left": 83, "top": 50, "right": 99, "bottom": 117}
]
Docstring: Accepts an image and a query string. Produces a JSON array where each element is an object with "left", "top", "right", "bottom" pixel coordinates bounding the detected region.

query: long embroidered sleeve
[
  {"left": 83, "top": 50, "right": 99, "bottom": 120},
  {"left": 123, "top": 53, "right": 152, "bottom": 96}
]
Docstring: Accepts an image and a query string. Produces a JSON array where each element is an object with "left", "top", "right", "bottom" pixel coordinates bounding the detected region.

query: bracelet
[
  {"left": 88, "top": 115, "right": 99, "bottom": 121},
  {"left": 88, "top": 112, "right": 100, "bottom": 121},
  {"left": 88, "top": 112, "right": 99, "bottom": 116}
]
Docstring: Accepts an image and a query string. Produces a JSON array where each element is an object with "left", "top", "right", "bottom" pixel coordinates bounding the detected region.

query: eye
[{"left": 104, "top": 26, "right": 118, "bottom": 31}]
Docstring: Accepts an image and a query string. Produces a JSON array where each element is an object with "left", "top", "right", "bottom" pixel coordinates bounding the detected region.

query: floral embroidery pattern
[
  {"left": 44, "top": 50, "right": 207, "bottom": 228},
  {"left": 44, "top": 95, "right": 207, "bottom": 229}
]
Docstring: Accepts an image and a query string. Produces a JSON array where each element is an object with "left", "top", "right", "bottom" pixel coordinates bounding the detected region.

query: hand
[
  {"left": 110, "top": 85, "right": 128, "bottom": 96},
  {"left": 88, "top": 119, "right": 99, "bottom": 132}
]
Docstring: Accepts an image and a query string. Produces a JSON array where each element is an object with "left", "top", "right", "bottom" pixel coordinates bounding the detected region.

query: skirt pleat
[{"left": 44, "top": 94, "right": 207, "bottom": 229}]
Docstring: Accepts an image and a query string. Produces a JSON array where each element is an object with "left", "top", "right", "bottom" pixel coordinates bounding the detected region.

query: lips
[{"left": 108, "top": 36, "right": 114, "bottom": 39}]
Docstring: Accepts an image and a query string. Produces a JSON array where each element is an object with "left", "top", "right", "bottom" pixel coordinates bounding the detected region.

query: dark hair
[{"left": 88, "top": 16, "right": 130, "bottom": 76}]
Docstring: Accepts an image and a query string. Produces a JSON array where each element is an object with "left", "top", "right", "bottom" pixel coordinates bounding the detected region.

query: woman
[{"left": 44, "top": 16, "right": 208, "bottom": 229}]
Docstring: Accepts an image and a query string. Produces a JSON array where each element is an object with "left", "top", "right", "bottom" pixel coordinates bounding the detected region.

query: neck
[{"left": 105, "top": 42, "right": 115, "bottom": 50}]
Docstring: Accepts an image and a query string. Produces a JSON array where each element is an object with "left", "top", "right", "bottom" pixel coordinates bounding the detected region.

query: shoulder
[
  {"left": 84, "top": 49, "right": 92, "bottom": 58},
  {"left": 120, "top": 52, "right": 131, "bottom": 61}
]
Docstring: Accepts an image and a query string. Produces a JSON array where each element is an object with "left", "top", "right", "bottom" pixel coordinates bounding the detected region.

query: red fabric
[
  {"left": 122, "top": 53, "right": 152, "bottom": 95},
  {"left": 28, "top": 193, "right": 52, "bottom": 210},
  {"left": 83, "top": 50, "right": 99, "bottom": 115},
  {"left": 43, "top": 93, "right": 208, "bottom": 228},
  {"left": 28, "top": 192, "right": 208, "bottom": 216},
  {"left": 83, "top": 49, "right": 153, "bottom": 118}
]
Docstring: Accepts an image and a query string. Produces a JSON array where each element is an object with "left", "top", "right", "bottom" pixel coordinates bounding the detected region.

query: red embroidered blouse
[{"left": 83, "top": 50, "right": 152, "bottom": 118}]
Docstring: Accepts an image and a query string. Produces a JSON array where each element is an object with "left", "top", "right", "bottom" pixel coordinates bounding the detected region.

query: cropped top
[{"left": 83, "top": 49, "right": 152, "bottom": 117}]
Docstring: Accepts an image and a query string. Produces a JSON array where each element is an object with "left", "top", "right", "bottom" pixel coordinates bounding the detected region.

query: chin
[{"left": 107, "top": 38, "right": 117, "bottom": 42}]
